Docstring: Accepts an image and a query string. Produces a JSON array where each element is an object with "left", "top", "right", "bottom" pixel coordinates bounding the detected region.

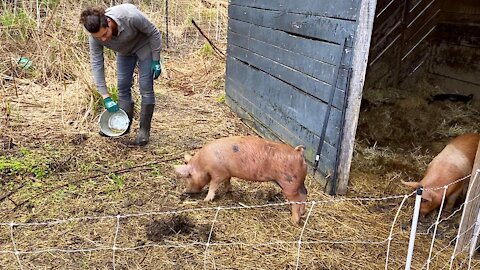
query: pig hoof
[
  {"left": 291, "top": 215, "right": 301, "bottom": 225},
  {"left": 291, "top": 218, "right": 301, "bottom": 226},
  {"left": 204, "top": 195, "right": 215, "bottom": 202}
]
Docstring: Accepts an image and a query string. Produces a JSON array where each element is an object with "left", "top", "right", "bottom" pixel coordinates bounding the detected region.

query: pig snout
[
  {"left": 403, "top": 181, "right": 465, "bottom": 216},
  {"left": 175, "top": 153, "right": 205, "bottom": 193}
]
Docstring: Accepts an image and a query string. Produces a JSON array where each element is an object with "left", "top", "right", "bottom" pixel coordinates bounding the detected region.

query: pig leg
[
  {"left": 298, "top": 183, "right": 308, "bottom": 216},
  {"left": 204, "top": 174, "right": 228, "bottom": 202},
  {"left": 445, "top": 186, "right": 463, "bottom": 212},
  {"left": 204, "top": 183, "right": 219, "bottom": 201},
  {"left": 224, "top": 178, "right": 232, "bottom": 193},
  {"left": 280, "top": 187, "right": 305, "bottom": 225},
  {"left": 288, "top": 195, "right": 303, "bottom": 225}
]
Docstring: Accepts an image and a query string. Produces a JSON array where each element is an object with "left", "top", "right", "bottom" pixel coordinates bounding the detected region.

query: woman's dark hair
[{"left": 80, "top": 6, "right": 108, "bottom": 33}]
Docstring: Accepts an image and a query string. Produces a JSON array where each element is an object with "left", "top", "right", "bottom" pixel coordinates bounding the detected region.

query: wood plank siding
[
  {"left": 429, "top": 0, "right": 480, "bottom": 98},
  {"left": 367, "top": 0, "right": 441, "bottom": 86},
  {"left": 226, "top": 0, "right": 376, "bottom": 193},
  {"left": 368, "top": 0, "right": 480, "bottom": 102}
]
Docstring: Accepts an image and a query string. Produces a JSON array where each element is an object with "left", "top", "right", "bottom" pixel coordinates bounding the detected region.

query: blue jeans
[{"left": 116, "top": 53, "right": 155, "bottom": 105}]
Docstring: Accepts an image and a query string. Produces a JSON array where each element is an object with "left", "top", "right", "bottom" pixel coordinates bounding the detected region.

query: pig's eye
[{"left": 421, "top": 198, "right": 429, "bottom": 203}]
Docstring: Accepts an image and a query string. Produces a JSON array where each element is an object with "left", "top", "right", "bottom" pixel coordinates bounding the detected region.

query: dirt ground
[{"left": 1, "top": 1, "right": 480, "bottom": 269}]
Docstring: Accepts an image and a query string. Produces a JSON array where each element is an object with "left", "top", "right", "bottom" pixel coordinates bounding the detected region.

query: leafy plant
[
  {"left": 109, "top": 173, "right": 125, "bottom": 190},
  {"left": 150, "top": 164, "right": 164, "bottom": 177},
  {"left": 0, "top": 149, "right": 52, "bottom": 179},
  {"left": 0, "top": 9, "right": 36, "bottom": 40},
  {"left": 79, "top": 163, "right": 94, "bottom": 174},
  {"left": 94, "top": 85, "right": 119, "bottom": 112},
  {"left": 216, "top": 93, "right": 225, "bottom": 103},
  {"left": 108, "top": 85, "right": 119, "bottom": 102},
  {"left": 200, "top": 42, "right": 214, "bottom": 57},
  {"left": 201, "top": 9, "right": 216, "bottom": 21}
]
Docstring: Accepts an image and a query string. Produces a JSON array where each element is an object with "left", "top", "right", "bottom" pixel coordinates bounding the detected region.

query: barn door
[{"left": 225, "top": 0, "right": 376, "bottom": 194}]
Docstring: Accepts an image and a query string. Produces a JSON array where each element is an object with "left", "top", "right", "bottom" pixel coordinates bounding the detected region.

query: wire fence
[{"left": 1, "top": 171, "right": 480, "bottom": 269}]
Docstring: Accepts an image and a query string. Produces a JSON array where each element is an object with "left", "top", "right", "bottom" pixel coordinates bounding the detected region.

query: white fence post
[{"left": 405, "top": 187, "right": 423, "bottom": 270}]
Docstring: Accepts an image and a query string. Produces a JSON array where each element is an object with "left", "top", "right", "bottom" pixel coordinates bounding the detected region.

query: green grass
[
  {"left": 0, "top": 148, "right": 52, "bottom": 179},
  {"left": 200, "top": 42, "right": 214, "bottom": 57},
  {"left": 0, "top": 9, "right": 36, "bottom": 39},
  {"left": 150, "top": 164, "right": 165, "bottom": 177},
  {"left": 107, "top": 85, "right": 120, "bottom": 102},
  {"left": 92, "top": 85, "right": 119, "bottom": 113},
  {"left": 216, "top": 93, "right": 225, "bottom": 103},
  {"left": 108, "top": 173, "right": 125, "bottom": 190}
]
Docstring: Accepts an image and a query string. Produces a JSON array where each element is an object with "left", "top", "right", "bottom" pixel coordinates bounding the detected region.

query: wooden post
[
  {"left": 455, "top": 142, "right": 480, "bottom": 254},
  {"left": 336, "top": 0, "right": 377, "bottom": 194},
  {"left": 394, "top": 0, "right": 408, "bottom": 87}
]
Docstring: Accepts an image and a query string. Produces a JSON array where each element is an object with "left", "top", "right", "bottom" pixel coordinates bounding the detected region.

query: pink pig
[
  {"left": 402, "top": 133, "right": 480, "bottom": 216},
  {"left": 174, "top": 136, "right": 308, "bottom": 224}
]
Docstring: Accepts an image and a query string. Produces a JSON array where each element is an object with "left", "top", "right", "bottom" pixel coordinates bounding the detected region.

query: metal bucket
[{"left": 98, "top": 109, "right": 130, "bottom": 137}]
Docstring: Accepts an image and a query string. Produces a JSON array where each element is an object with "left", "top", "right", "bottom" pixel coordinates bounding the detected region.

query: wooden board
[
  {"left": 336, "top": 0, "right": 377, "bottom": 194},
  {"left": 227, "top": 28, "right": 350, "bottom": 89},
  {"left": 229, "top": 0, "right": 360, "bottom": 21},
  {"left": 228, "top": 4, "right": 356, "bottom": 46},
  {"left": 369, "top": 0, "right": 404, "bottom": 63},
  {"left": 429, "top": 43, "right": 480, "bottom": 86},
  {"left": 368, "top": 0, "right": 442, "bottom": 87},
  {"left": 226, "top": 57, "right": 343, "bottom": 147},
  {"left": 227, "top": 43, "right": 347, "bottom": 109},
  {"left": 228, "top": 19, "right": 354, "bottom": 69},
  {"left": 455, "top": 142, "right": 480, "bottom": 254},
  {"left": 434, "top": 23, "right": 480, "bottom": 47},
  {"left": 441, "top": 0, "right": 480, "bottom": 16},
  {"left": 403, "top": 0, "right": 440, "bottom": 44}
]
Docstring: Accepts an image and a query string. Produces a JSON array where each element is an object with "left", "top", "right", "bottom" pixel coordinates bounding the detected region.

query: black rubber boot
[
  {"left": 118, "top": 100, "right": 134, "bottom": 135},
  {"left": 135, "top": 103, "right": 155, "bottom": 146}
]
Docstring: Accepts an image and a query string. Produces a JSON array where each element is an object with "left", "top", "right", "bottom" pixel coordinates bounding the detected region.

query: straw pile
[{"left": 1, "top": 1, "right": 479, "bottom": 269}]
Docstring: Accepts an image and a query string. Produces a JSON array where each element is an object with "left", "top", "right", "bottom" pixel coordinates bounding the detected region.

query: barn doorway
[{"left": 350, "top": 0, "right": 480, "bottom": 196}]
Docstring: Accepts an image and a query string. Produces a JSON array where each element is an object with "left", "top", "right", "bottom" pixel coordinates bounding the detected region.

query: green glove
[
  {"left": 103, "top": 97, "right": 119, "bottom": 113},
  {"left": 151, "top": 60, "right": 161, "bottom": 80}
]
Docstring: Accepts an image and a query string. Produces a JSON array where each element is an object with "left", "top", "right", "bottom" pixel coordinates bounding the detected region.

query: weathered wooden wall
[
  {"left": 367, "top": 0, "right": 480, "bottom": 103},
  {"left": 225, "top": 0, "right": 369, "bottom": 190},
  {"left": 367, "top": 0, "right": 441, "bottom": 87},
  {"left": 428, "top": 0, "right": 480, "bottom": 100}
]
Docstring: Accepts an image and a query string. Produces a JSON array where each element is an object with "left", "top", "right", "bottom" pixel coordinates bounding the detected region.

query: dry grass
[{"left": 1, "top": 1, "right": 480, "bottom": 269}]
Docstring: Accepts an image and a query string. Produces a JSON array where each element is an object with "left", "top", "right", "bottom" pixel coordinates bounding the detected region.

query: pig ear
[
  {"left": 174, "top": 164, "right": 191, "bottom": 177},
  {"left": 294, "top": 145, "right": 305, "bottom": 152},
  {"left": 184, "top": 154, "right": 193, "bottom": 163},
  {"left": 401, "top": 180, "right": 420, "bottom": 189}
]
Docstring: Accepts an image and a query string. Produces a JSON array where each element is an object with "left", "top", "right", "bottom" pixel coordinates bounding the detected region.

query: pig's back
[
  {"left": 201, "top": 136, "right": 306, "bottom": 181},
  {"left": 426, "top": 133, "right": 480, "bottom": 183},
  {"left": 450, "top": 133, "right": 480, "bottom": 162}
]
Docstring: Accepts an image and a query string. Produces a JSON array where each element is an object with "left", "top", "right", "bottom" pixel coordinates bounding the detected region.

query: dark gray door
[{"left": 226, "top": 0, "right": 376, "bottom": 193}]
